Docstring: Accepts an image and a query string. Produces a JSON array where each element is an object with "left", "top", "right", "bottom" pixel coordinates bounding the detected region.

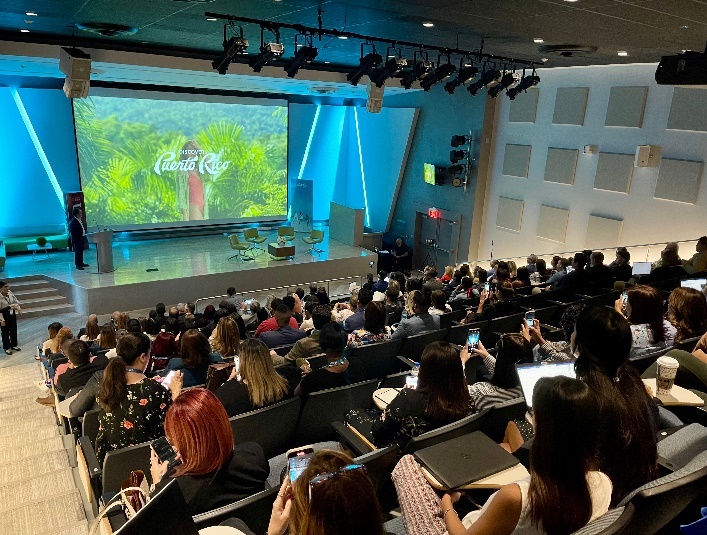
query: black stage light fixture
[
  {"left": 284, "top": 45, "right": 318, "bottom": 77},
  {"left": 212, "top": 26, "right": 249, "bottom": 75},
  {"left": 369, "top": 56, "right": 407, "bottom": 87},
  {"left": 347, "top": 51, "right": 383, "bottom": 86},
  {"left": 450, "top": 149, "right": 467, "bottom": 163},
  {"left": 444, "top": 64, "right": 479, "bottom": 94},
  {"left": 507, "top": 73, "right": 540, "bottom": 99},
  {"left": 400, "top": 59, "right": 434, "bottom": 89},
  {"left": 450, "top": 135, "right": 468, "bottom": 147},
  {"left": 249, "top": 41, "right": 285, "bottom": 72},
  {"left": 488, "top": 72, "right": 516, "bottom": 98},
  {"left": 467, "top": 68, "right": 500, "bottom": 96},
  {"left": 420, "top": 61, "right": 456, "bottom": 91}
]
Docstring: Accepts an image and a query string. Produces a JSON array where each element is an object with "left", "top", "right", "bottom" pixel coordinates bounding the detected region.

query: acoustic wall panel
[
  {"left": 593, "top": 153, "right": 634, "bottom": 193},
  {"left": 496, "top": 197, "right": 524, "bottom": 232},
  {"left": 654, "top": 158, "right": 704, "bottom": 204},
  {"left": 537, "top": 205, "right": 569, "bottom": 243},
  {"left": 605, "top": 86, "right": 648, "bottom": 127},
  {"left": 544, "top": 148, "right": 578, "bottom": 185},
  {"left": 502, "top": 144, "right": 531, "bottom": 178},
  {"left": 585, "top": 215, "right": 623, "bottom": 250},
  {"left": 552, "top": 87, "right": 589, "bottom": 125},
  {"left": 667, "top": 88, "right": 707, "bottom": 132},
  {"left": 508, "top": 88, "right": 539, "bottom": 123}
]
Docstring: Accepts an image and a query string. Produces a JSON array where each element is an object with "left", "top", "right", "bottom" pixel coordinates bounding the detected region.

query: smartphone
[
  {"left": 405, "top": 375, "right": 419, "bottom": 389},
  {"left": 287, "top": 446, "right": 314, "bottom": 482},
  {"left": 162, "top": 370, "right": 176, "bottom": 390},
  {"left": 484, "top": 282, "right": 490, "bottom": 292},
  {"left": 151, "top": 436, "right": 181, "bottom": 471},
  {"left": 467, "top": 329, "right": 480, "bottom": 351},
  {"left": 622, "top": 291, "right": 628, "bottom": 305},
  {"left": 525, "top": 310, "right": 536, "bottom": 324},
  {"left": 244, "top": 299, "right": 253, "bottom": 306}
]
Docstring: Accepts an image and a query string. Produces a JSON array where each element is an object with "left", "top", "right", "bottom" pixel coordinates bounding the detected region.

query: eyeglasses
[{"left": 308, "top": 464, "right": 366, "bottom": 500}]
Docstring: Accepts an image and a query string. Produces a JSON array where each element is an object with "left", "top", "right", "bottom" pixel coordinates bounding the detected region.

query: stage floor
[{"left": 1, "top": 229, "right": 375, "bottom": 315}]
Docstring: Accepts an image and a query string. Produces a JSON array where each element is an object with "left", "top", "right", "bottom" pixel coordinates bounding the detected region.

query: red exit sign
[{"left": 428, "top": 208, "right": 442, "bottom": 219}]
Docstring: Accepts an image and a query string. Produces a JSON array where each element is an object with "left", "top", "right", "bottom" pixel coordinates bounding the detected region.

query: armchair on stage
[
  {"left": 227, "top": 234, "right": 254, "bottom": 262},
  {"left": 302, "top": 230, "right": 324, "bottom": 254},
  {"left": 244, "top": 228, "right": 267, "bottom": 255},
  {"left": 277, "top": 226, "right": 295, "bottom": 242}
]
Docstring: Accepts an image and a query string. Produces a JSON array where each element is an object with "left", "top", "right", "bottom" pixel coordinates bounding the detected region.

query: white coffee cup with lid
[{"left": 656, "top": 356, "right": 679, "bottom": 396}]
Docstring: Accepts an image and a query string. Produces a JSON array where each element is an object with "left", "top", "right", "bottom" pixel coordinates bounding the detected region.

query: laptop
[
  {"left": 682, "top": 278, "right": 707, "bottom": 292},
  {"left": 515, "top": 361, "right": 576, "bottom": 411},
  {"left": 632, "top": 262, "right": 652, "bottom": 276}
]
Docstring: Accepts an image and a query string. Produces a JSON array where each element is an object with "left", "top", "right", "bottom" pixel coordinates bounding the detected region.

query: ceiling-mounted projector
[{"left": 655, "top": 44, "right": 707, "bottom": 87}]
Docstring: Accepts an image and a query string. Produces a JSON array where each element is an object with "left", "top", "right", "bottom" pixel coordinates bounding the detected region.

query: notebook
[
  {"left": 413, "top": 431, "right": 519, "bottom": 489},
  {"left": 515, "top": 361, "right": 576, "bottom": 410},
  {"left": 632, "top": 262, "right": 652, "bottom": 276}
]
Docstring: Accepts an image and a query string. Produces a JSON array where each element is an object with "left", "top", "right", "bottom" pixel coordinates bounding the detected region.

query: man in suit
[{"left": 69, "top": 207, "right": 89, "bottom": 270}]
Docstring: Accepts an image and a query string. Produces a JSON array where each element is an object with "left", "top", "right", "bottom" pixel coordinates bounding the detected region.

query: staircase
[{"left": 8, "top": 277, "right": 74, "bottom": 318}]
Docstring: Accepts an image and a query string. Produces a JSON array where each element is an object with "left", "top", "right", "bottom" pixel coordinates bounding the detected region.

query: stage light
[
  {"left": 420, "top": 61, "right": 456, "bottom": 91},
  {"left": 212, "top": 35, "right": 249, "bottom": 74},
  {"left": 507, "top": 74, "right": 540, "bottom": 99},
  {"left": 450, "top": 149, "right": 467, "bottom": 163},
  {"left": 451, "top": 135, "right": 469, "bottom": 147},
  {"left": 467, "top": 68, "right": 500, "bottom": 95},
  {"left": 488, "top": 72, "right": 516, "bottom": 98},
  {"left": 369, "top": 57, "right": 407, "bottom": 87},
  {"left": 284, "top": 45, "right": 318, "bottom": 77},
  {"left": 448, "top": 164, "right": 466, "bottom": 175},
  {"left": 444, "top": 65, "right": 479, "bottom": 94},
  {"left": 347, "top": 51, "right": 383, "bottom": 86},
  {"left": 399, "top": 59, "right": 434, "bottom": 89},
  {"left": 249, "top": 41, "right": 284, "bottom": 72}
]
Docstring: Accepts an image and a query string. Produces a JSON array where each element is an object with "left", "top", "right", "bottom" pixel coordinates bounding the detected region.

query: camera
[{"left": 424, "top": 238, "right": 436, "bottom": 246}]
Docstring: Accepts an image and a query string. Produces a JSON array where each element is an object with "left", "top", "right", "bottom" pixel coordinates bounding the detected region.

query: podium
[{"left": 87, "top": 230, "right": 114, "bottom": 273}]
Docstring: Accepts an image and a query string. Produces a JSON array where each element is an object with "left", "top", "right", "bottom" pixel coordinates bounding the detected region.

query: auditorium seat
[
  {"left": 347, "top": 338, "right": 403, "bottom": 383},
  {"left": 399, "top": 329, "right": 448, "bottom": 362},
  {"left": 82, "top": 408, "right": 101, "bottom": 448},
  {"left": 294, "top": 379, "right": 379, "bottom": 444},
  {"left": 642, "top": 350, "right": 707, "bottom": 395},
  {"left": 438, "top": 310, "right": 465, "bottom": 330},
  {"left": 192, "top": 486, "right": 279, "bottom": 532},
  {"left": 229, "top": 397, "right": 301, "bottom": 459},
  {"left": 479, "top": 397, "right": 527, "bottom": 443},
  {"left": 569, "top": 507, "right": 631, "bottom": 535}
]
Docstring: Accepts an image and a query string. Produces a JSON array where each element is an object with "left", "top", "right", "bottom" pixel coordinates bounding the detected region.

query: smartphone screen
[
  {"left": 622, "top": 291, "right": 628, "bottom": 304},
  {"left": 405, "top": 375, "right": 418, "bottom": 389},
  {"left": 525, "top": 310, "right": 536, "bottom": 324},
  {"left": 467, "top": 329, "right": 480, "bottom": 351},
  {"left": 484, "top": 282, "right": 490, "bottom": 292},
  {"left": 245, "top": 299, "right": 253, "bottom": 306},
  {"left": 162, "top": 370, "right": 176, "bottom": 390},
  {"left": 288, "top": 451, "right": 313, "bottom": 482}
]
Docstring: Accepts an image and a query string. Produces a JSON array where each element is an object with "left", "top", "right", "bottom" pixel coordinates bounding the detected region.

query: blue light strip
[
  {"left": 297, "top": 105, "right": 321, "bottom": 181},
  {"left": 353, "top": 107, "right": 370, "bottom": 227},
  {"left": 10, "top": 88, "right": 64, "bottom": 208}
]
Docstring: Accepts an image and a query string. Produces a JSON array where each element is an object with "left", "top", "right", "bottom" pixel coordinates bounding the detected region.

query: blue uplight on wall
[{"left": 353, "top": 107, "right": 371, "bottom": 228}]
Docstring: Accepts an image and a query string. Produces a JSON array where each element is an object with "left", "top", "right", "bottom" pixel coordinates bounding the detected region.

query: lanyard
[{"left": 125, "top": 367, "right": 145, "bottom": 374}]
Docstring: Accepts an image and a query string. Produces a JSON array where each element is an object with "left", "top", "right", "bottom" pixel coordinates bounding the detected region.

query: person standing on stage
[
  {"left": 393, "top": 237, "right": 412, "bottom": 271},
  {"left": 0, "top": 281, "right": 22, "bottom": 355},
  {"left": 69, "top": 207, "right": 89, "bottom": 271}
]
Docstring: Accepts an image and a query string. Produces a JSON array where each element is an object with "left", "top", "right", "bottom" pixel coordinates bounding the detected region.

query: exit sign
[{"left": 428, "top": 208, "right": 442, "bottom": 219}]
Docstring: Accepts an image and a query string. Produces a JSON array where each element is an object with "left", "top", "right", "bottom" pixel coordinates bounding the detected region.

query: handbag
[
  {"left": 88, "top": 470, "right": 151, "bottom": 535},
  {"left": 205, "top": 362, "right": 235, "bottom": 391}
]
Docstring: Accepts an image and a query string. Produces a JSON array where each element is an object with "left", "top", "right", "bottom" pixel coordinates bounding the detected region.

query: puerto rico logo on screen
[{"left": 154, "top": 149, "right": 231, "bottom": 176}]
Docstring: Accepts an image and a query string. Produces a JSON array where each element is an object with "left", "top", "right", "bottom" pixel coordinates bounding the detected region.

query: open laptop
[
  {"left": 681, "top": 278, "right": 707, "bottom": 292},
  {"left": 515, "top": 361, "right": 576, "bottom": 411},
  {"left": 632, "top": 262, "right": 652, "bottom": 276}
]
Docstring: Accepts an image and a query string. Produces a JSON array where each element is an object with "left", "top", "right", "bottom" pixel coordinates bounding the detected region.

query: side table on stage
[
  {"left": 87, "top": 230, "right": 115, "bottom": 273},
  {"left": 268, "top": 242, "right": 295, "bottom": 260}
]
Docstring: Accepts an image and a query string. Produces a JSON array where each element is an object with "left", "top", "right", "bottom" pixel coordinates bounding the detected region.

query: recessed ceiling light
[
  {"left": 338, "top": 35, "right": 347, "bottom": 39},
  {"left": 20, "top": 29, "right": 30, "bottom": 33},
  {"left": 541, "top": 58, "right": 549, "bottom": 62},
  {"left": 422, "top": 22, "right": 434, "bottom": 28},
  {"left": 564, "top": 0, "right": 579, "bottom": 2},
  {"left": 26, "top": 11, "right": 37, "bottom": 16},
  {"left": 464, "top": 63, "right": 472, "bottom": 67},
  {"left": 324, "top": 61, "right": 330, "bottom": 64},
  {"left": 533, "top": 38, "right": 544, "bottom": 43},
  {"left": 206, "top": 17, "right": 217, "bottom": 21},
  {"left": 617, "top": 51, "right": 628, "bottom": 56},
  {"left": 680, "top": 25, "right": 689, "bottom": 29}
]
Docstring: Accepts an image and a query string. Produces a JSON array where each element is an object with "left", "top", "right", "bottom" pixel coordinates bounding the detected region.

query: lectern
[{"left": 87, "top": 230, "right": 114, "bottom": 273}]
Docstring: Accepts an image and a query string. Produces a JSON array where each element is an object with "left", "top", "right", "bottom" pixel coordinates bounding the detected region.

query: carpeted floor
[{"left": 0, "top": 362, "right": 88, "bottom": 534}]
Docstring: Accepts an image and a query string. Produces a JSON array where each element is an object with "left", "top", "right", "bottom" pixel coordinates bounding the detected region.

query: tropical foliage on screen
[{"left": 74, "top": 96, "right": 287, "bottom": 226}]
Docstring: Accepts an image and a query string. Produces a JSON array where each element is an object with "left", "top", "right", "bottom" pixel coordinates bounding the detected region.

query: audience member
[
  {"left": 557, "top": 252, "right": 590, "bottom": 288},
  {"left": 303, "top": 284, "right": 318, "bottom": 303},
  {"left": 440, "top": 265, "right": 454, "bottom": 283},
  {"left": 54, "top": 340, "right": 107, "bottom": 398},
  {"left": 347, "top": 302, "right": 390, "bottom": 348},
  {"left": 588, "top": 251, "right": 612, "bottom": 281},
  {"left": 448, "top": 276, "right": 474, "bottom": 302},
  {"left": 513, "top": 266, "right": 532, "bottom": 288},
  {"left": 526, "top": 254, "right": 537, "bottom": 274},
  {"left": 384, "top": 280, "right": 403, "bottom": 313},
  {"left": 422, "top": 266, "right": 443, "bottom": 292},
  {"left": 254, "top": 298, "right": 298, "bottom": 337},
  {"left": 210, "top": 315, "right": 241, "bottom": 361},
  {"left": 546, "top": 257, "right": 570, "bottom": 288},
  {"left": 617, "top": 284, "right": 676, "bottom": 355},
  {"left": 126, "top": 318, "right": 142, "bottom": 333},
  {"left": 535, "top": 258, "right": 547, "bottom": 279},
  {"left": 281, "top": 305, "right": 332, "bottom": 365},
  {"left": 682, "top": 236, "right": 707, "bottom": 274},
  {"left": 215, "top": 339, "right": 293, "bottom": 417},
  {"left": 225, "top": 286, "right": 244, "bottom": 310},
  {"left": 471, "top": 280, "right": 516, "bottom": 321},
  {"left": 154, "top": 303, "right": 167, "bottom": 326},
  {"left": 96, "top": 333, "right": 178, "bottom": 464},
  {"left": 343, "top": 287, "right": 373, "bottom": 332},
  {"left": 610, "top": 248, "right": 633, "bottom": 282},
  {"left": 162, "top": 329, "right": 223, "bottom": 388},
  {"left": 653, "top": 241, "right": 680, "bottom": 269},
  {"left": 372, "top": 270, "right": 388, "bottom": 293},
  {"left": 371, "top": 341, "right": 471, "bottom": 447},
  {"left": 299, "top": 298, "right": 319, "bottom": 332},
  {"left": 668, "top": 287, "right": 707, "bottom": 343},
  {"left": 391, "top": 290, "right": 440, "bottom": 340},
  {"left": 78, "top": 315, "right": 98, "bottom": 340},
  {"left": 294, "top": 322, "right": 350, "bottom": 397},
  {"left": 428, "top": 290, "right": 451, "bottom": 315},
  {"left": 152, "top": 323, "right": 178, "bottom": 359},
  {"left": 332, "top": 293, "right": 357, "bottom": 324},
  {"left": 260, "top": 305, "right": 308, "bottom": 349},
  {"left": 41, "top": 321, "right": 64, "bottom": 355},
  {"left": 315, "top": 286, "right": 330, "bottom": 305},
  {"left": 646, "top": 248, "right": 687, "bottom": 284},
  {"left": 525, "top": 303, "right": 587, "bottom": 362},
  {"left": 47, "top": 327, "right": 74, "bottom": 367},
  {"left": 150, "top": 388, "right": 268, "bottom": 515},
  {"left": 93, "top": 323, "right": 117, "bottom": 357}
]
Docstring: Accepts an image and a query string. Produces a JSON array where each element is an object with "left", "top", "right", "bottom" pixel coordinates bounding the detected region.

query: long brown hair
[
  {"left": 84, "top": 320, "right": 100, "bottom": 341},
  {"left": 668, "top": 287, "right": 707, "bottom": 342},
  {"left": 212, "top": 316, "right": 241, "bottom": 358},
  {"left": 417, "top": 341, "right": 471, "bottom": 421},
  {"left": 238, "top": 339, "right": 289, "bottom": 407},
  {"left": 99, "top": 323, "right": 117, "bottom": 349},
  {"left": 98, "top": 333, "right": 151, "bottom": 412},
  {"left": 528, "top": 377, "right": 600, "bottom": 535},
  {"left": 626, "top": 285, "right": 666, "bottom": 342},
  {"left": 179, "top": 329, "right": 211, "bottom": 368},
  {"left": 52, "top": 327, "right": 74, "bottom": 354}
]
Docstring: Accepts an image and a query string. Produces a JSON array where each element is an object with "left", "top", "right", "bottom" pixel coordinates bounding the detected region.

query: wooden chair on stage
[
  {"left": 228, "top": 234, "right": 253, "bottom": 262},
  {"left": 302, "top": 230, "right": 324, "bottom": 254},
  {"left": 244, "top": 228, "right": 268, "bottom": 255}
]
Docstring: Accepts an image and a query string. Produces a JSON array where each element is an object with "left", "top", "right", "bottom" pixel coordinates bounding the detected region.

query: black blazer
[{"left": 68, "top": 217, "right": 84, "bottom": 241}]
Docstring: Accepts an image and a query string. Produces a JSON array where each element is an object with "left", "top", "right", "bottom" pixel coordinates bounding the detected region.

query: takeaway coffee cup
[{"left": 656, "top": 356, "right": 679, "bottom": 396}]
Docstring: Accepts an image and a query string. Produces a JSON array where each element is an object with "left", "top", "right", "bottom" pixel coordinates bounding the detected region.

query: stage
[{"left": 0, "top": 229, "right": 375, "bottom": 315}]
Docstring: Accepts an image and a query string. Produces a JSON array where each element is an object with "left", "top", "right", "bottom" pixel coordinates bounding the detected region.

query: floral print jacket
[{"left": 96, "top": 378, "right": 172, "bottom": 464}]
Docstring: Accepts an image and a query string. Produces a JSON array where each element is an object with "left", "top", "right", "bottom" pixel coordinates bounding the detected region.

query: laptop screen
[
  {"left": 632, "top": 262, "right": 652, "bottom": 276},
  {"left": 681, "top": 279, "right": 707, "bottom": 292},
  {"left": 515, "top": 361, "right": 576, "bottom": 409}
]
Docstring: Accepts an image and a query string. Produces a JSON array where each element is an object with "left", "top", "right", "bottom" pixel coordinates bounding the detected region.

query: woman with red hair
[{"left": 149, "top": 388, "right": 269, "bottom": 515}]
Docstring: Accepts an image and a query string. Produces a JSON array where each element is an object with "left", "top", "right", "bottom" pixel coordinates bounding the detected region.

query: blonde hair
[
  {"left": 238, "top": 339, "right": 289, "bottom": 408},
  {"left": 443, "top": 265, "right": 454, "bottom": 278},
  {"left": 212, "top": 316, "right": 241, "bottom": 358},
  {"left": 508, "top": 260, "right": 518, "bottom": 279},
  {"left": 115, "top": 312, "right": 130, "bottom": 330},
  {"left": 52, "top": 327, "right": 74, "bottom": 354}
]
